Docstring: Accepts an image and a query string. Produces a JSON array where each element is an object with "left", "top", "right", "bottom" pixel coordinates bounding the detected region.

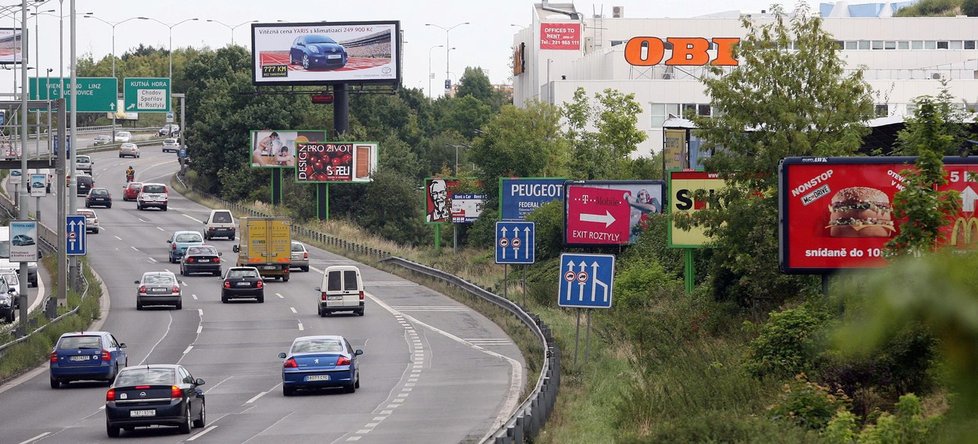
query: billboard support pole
[
  {"left": 317, "top": 183, "right": 329, "bottom": 221},
  {"left": 584, "top": 309, "right": 592, "bottom": 363},
  {"left": 684, "top": 249, "right": 695, "bottom": 294},
  {"left": 503, "top": 263, "right": 507, "bottom": 300},
  {"left": 270, "top": 169, "right": 282, "bottom": 205},
  {"left": 56, "top": 98, "right": 66, "bottom": 308},
  {"left": 821, "top": 273, "right": 830, "bottom": 296}
]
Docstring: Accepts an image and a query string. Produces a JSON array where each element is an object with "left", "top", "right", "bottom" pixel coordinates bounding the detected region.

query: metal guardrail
[{"left": 191, "top": 188, "right": 559, "bottom": 443}]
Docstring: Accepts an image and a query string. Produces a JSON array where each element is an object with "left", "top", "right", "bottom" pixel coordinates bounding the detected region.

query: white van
[
  {"left": 316, "top": 265, "right": 364, "bottom": 317},
  {"left": 203, "top": 209, "right": 236, "bottom": 240}
]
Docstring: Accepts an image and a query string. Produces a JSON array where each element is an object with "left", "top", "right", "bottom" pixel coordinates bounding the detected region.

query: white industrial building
[{"left": 512, "top": 2, "right": 978, "bottom": 158}]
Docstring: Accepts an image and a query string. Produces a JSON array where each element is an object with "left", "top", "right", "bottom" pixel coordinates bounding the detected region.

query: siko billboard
[
  {"left": 251, "top": 21, "right": 400, "bottom": 86},
  {"left": 499, "top": 177, "right": 565, "bottom": 220},
  {"left": 295, "top": 142, "right": 377, "bottom": 183},
  {"left": 779, "top": 157, "right": 978, "bottom": 274},
  {"left": 668, "top": 170, "right": 726, "bottom": 248},
  {"left": 564, "top": 180, "right": 665, "bottom": 246}
]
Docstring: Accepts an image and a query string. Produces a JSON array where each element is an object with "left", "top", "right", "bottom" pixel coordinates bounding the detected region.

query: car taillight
[
  {"left": 101, "top": 350, "right": 111, "bottom": 361},
  {"left": 170, "top": 386, "right": 183, "bottom": 398},
  {"left": 49, "top": 352, "right": 58, "bottom": 363},
  {"left": 106, "top": 388, "right": 116, "bottom": 401},
  {"left": 138, "top": 286, "right": 147, "bottom": 293},
  {"left": 336, "top": 356, "right": 351, "bottom": 366},
  {"left": 256, "top": 280, "right": 263, "bottom": 289},
  {"left": 283, "top": 358, "right": 297, "bottom": 368},
  {"left": 172, "top": 287, "right": 180, "bottom": 293},
  {"left": 135, "top": 385, "right": 150, "bottom": 389},
  {"left": 223, "top": 280, "right": 231, "bottom": 289},
  {"left": 359, "top": 290, "right": 365, "bottom": 301},
  {"left": 171, "top": 243, "right": 176, "bottom": 250},
  {"left": 321, "top": 292, "right": 327, "bottom": 301},
  {"left": 303, "top": 252, "right": 308, "bottom": 259},
  {"left": 186, "top": 257, "right": 195, "bottom": 263}
]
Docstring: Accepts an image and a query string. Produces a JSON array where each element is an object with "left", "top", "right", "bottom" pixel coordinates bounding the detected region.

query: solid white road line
[
  {"left": 149, "top": 257, "right": 158, "bottom": 263},
  {"left": 183, "top": 213, "right": 204, "bottom": 224},
  {"left": 114, "top": 235, "right": 122, "bottom": 240},
  {"left": 183, "top": 345, "right": 193, "bottom": 354},
  {"left": 17, "top": 432, "right": 51, "bottom": 444},
  {"left": 130, "top": 246, "right": 139, "bottom": 252},
  {"left": 138, "top": 312, "right": 175, "bottom": 365}
]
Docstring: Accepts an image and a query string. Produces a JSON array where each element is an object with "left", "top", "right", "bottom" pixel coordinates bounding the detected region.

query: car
[
  {"left": 85, "top": 188, "right": 112, "bottom": 208},
  {"left": 135, "top": 271, "right": 182, "bottom": 310},
  {"left": 122, "top": 182, "right": 142, "bottom": 201},
  {"left": 221, "top": 266, "right": 264, "bottom": 303},
  {"left": 278, "top": 335, "right": 362, "bottom": 396},
  {"left": 317, "top": 265, "right": 365, "bottom": 317},
  {"left": 289, "top": 34, "right": 348, "bottom": 70},
  {"left": 136, "top": 183, "right": 168, "bottom": 211},
  {"left": 1, "top": 269, "right": 21, "bottom": 302},
  {"left": 11, "top": 234, "right": 34, "bottom": 246},
  {"left": 290, "top": 241, "right": 309, "bottom": 272},
  {"left": 0, "top": 276, "right": 15, "bottom": 323},
  {"left": 180, "top": 245, "right": 222, "bottom": 276},
  {"left": 114, "top": 131, "right": 132, "bottom": 143},
  {"left": 167, "top": 230, "right": 204, "bottom": 263},
  {"left": 118, "top": 142, "right": 140, "bottom": 158},
  {"left": 94, "top": 134, "right": 112, "bottom": 145},
  {"left": 76, "top": 208, "right": 100, "bottom": 234},
  {"left": 162, "top": 138, "right": 180, "bottom": 153},
  {"left": 203, "top": 209, "right": 235, "bottom": 240},
  {"left": 158, "top": 124, "right": 180, "bottom": 137},
  {"left": 104, "top": 364, "right": 205, "bottom": 437},
  {"left": 76, "top": 174, "right": 94, "bottom": 196},
  {"left": 76, "top": 155, "right": 93, "bottom": 174},
  {"left": 49, "top": 331, "right": 128, "bottom": 388}
]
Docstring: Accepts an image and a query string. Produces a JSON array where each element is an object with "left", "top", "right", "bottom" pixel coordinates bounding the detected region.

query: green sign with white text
[
  {"left": 28, "top": 77, "right": 117, "bottom": 112},
  {"left": 123, "top": 77, "right": 171, "bottom": 113}
]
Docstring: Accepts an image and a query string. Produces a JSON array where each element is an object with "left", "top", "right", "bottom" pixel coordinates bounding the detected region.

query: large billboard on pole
[
  {"left": 295, "top": 142, "right": 377, "bottom": 183},
  {"left": 252, "top": 21, "right": 400, "bottom": 86},
  {"left": 779, "top": 156, "right": 978, "bottom": 274},
  {"left": 564, "top": 180, "right": 665, "bottom": 246},
  {"left": 250, "top": 130, "right": 327, "bottom": 168},
  {"left": 0, "top": 28, "right": 23, "bottom": 64}
]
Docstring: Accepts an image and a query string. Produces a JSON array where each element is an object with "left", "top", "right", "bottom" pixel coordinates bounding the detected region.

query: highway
[{"left": 0, "top": 145, "right": 525, "bottom": 443}]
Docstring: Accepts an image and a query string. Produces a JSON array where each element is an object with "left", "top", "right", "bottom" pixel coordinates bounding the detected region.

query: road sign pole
[
  {"left": 56, "top": 98, "right": 66, "bottom": 307},
  {"left": 434, "top": 224, "right": 441, "bottom": 252},
  {"left": 684, "top": 249, "right": 695, "bottom": 294},
  {"left": 573, "top": 309, "right": 581, "bottom": 368},
  {"left": 584, "top": 309, "right": 592, "bottom": 364},
  {"left": 521, "top": 265, "right": 526, "bottom": 307},
  {"left": 503, "top": 264, "right": 507, "bottom": 300}
]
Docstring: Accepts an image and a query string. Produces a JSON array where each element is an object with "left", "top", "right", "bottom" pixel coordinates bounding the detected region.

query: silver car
[
  {"left": 94, "top": 134, "right": 112, "bottom": 145},
  {"left": 75, "top": 155, "right": 93, "bottom": 174},
  {"left": 290, "top": 241, "right": 309, "bottom": 272},
  {"left": 135, "top": 271, "right": 182, "bottom": 310},
  {"left": 118, "top": 143, "right": 140, "bottom": 158},
  {"left": 162, "top": 138, "right": 180, "bottom": 153}
]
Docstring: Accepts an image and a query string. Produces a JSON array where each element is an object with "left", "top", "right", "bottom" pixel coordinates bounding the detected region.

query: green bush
[
  {"left": 632, "top": 410, "right": 821, "bottom": 443},
  {"left": 746, "top": 304, "right": 829, "bottom": 378},
  {"left": 526, "top": 200, "right": 564, "bottom": 261},
  {"left": 854, "top": 394, "right": 938, "bottom": 444},
  {"left": 769, "top": 375, "right": 851, "bottom": 430}
]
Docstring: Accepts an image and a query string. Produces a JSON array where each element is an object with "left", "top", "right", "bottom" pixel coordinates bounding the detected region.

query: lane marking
[
  {"left": 130, "top": 246, "right": 139, "bottom": 252},
  {"left": 114, "top": 235, "right": 122, "bottom": 240},
  {"left": 187, "top": 425, "right": 218, "bottom": 441},
  {"left": 276, "top": 292, "right": 284, "bottom": 299},
  {"left": 245, "top": 391, "right": 268, "bottom": 404},
  {"left": 183, "top": 213, "right": 204, "bottom": 224},
  {"left": 156, "top": 226, "right": 165, "bottom": 232},
  {"left": 149, "top": 258, "right": 158, "bottom": 263},
  {"left": 192, "top": 294, "right": 198, "bottom": 300},
  {"left": 183, "top": 345, "right": 193, "bottom": 354},
  {"left": 203, "top": 376, "right": 233, "bottom": 394},
  {"left": 196, "top": 325, "right": 202, "bottom": 334},
  {"left": 289, "top": 306, "right": 297, "bottom": 314},
  {"left": 17, "top": 432, "right": 51, "bottom": 444},
  {"left": 297, "top": 322, "right": 304, "bottom": 331},
  {"left": 138, "top": 312, "right": 175, "bottom": 365}
]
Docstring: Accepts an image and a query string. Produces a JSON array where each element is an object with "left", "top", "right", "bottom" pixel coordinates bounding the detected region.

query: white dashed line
[
  {"left": 187, "top": 425, "right": 218, "bottom": 441},
  {"left": 245, "top": 391, "right": 268, "bottom": 404},
  {"left": 130, "top": 246, "right": 139, "bottom": 252},
  {"left": 18, "top": 432, "right": 51, "bottom": 444},
  {"left": 183, "top": 214, "right": 204, "bottom": 224},
  {"left": 183, "top": 345, "right": 193, "bottom": 354},
  {"left": 149, "top": 258, "right": 158, "bottom": 263},
  {"left": 114, "top": 235, "right": 122, "bottom": 241},
  {"left": 346, "top": 437, "right": 362, "bottom": 442},
  {"left": 289, "top": 306, "right": 297, "bottom": 314},
  {"left": 192, "top": 294, "right": 198, "bottom": 300},
  {"left": 297, "top": 322, "right": 304, "bottom": 331},
  {"left": 276, "top": 293, "right": 284, "bottom": 299},
  {"left": 156, "top": 227, "right": 165, "bottom": 232}
]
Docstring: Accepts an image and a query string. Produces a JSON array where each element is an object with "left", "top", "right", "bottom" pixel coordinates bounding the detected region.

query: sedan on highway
[
  {"left": 85, "top": 188, "right": 112, "bottom": 208},
  {"left": 167, "top": 231, "right": 203, "bottom": 263},
  {"left": 49, "top": 331, "right": 128, "bottom": 388},
  {"left": 94, "top": 134, "right": 112, "bottom": 145},
  {"left": 221, "top": 266, "right": 264, "bottom": 303},
  {"left": 290, "top": 241, "right": 309, "bottom": 272},
  {"left": 114, "top": 131, "right": 131, "bottom": 143},
  {"left": 104, "top": 364, "right": 205, "bottom": 437},
  {"left": 75, "top": 155, "right": 93, "bottom": 174},
  {"left": 76, "top": 208, "right": 100, "bottom": 233},
  {"left": 162, "top": 138, "right": 180, "bottom": 153},
  {"left": 180, "top": 245, "right": 222, "bottom": 276},
  {"left": 122, "top": 182, "right": 142, "bottom": 201},
  {"left": 118, "top": 142, "right": 140, "bottom": 158},
  {"left": 279, "top": 335, "right": 363, "bottom": 395},
  {"left": 135, "top": 271, "right": 182, "bottom": 310}
]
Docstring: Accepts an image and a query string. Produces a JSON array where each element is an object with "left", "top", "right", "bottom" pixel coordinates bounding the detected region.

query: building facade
[{"left": 513, "top": 2, "right": 978, "bottom": 157}]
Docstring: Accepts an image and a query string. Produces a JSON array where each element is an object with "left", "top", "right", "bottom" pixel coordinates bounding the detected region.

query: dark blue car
[
  {"left": 49, "top": 331, "right": 128, "bottom": 388},
  {"left": 279, "top": 335, "right": 362, "bottom": 396},
  {"left": 289, "top": 35, "right": 348, "bottom": 70},
  {"left": 104, "top": 364, "right": 206, "bottom": 437}
]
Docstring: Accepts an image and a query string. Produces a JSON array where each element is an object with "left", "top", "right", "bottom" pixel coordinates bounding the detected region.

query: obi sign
[
  {"left": 565, "top": 180, "right": 664, "bottom": 246},
  {"left": 624, "top": 37, "right": 739, "bottom": 66},
  {"left": 540, "top": 23, "right": 580, "bottom": 50}
]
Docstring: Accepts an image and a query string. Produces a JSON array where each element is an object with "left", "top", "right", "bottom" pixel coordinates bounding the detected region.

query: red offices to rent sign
[
  {"left": 540, "top": 23, "right": 580, "bottom": 50},
  {"left": 565, "top": 181, "right": 665, "bottom": 246}
]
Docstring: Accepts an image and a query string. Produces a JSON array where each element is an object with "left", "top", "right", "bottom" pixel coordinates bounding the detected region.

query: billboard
[
  {"left": 251, "top": 130, "right": 327, "bottom": 168},
  {"left": 9, "top": 220, "right": 38, "bottom": 262},
  {"left": 499, "top": 177, "right": 565, "bottom": 220},
  {"left": 451, "top": 193, "right": 486, "bottom": 224},
  {"left": 424, "top": 178, "right": 458, "bottom": 224},
  {"left": 540, "top": 23, "right": 580, "bottom": 50},
  {"left": 779, "top": 157, "right": 978, "bottom": 274},
  {"left": 663, "top": 129, "right": 687, "bottom": 171},
  {"left": 668, "top": 171, "right": 725, "bottom": 248},
  {"left": 252, "top": 21, "right": 400, "bottom": 86},
  {"left": 0, "top": 28, "right": 22, "bottom": 64},
  {"left": 295, "top": 142, "right": 377, "bottom": 183},
  {"left": 564, "top": 180, "right": 665, "bottom": 246}
]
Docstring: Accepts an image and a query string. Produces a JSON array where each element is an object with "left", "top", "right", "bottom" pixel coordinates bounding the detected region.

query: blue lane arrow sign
[
  {"left": 496, "top": 221, "right": 535, "bottom": 264},
  {"left": 66, "top": 214, "right": 87, "bottom": 256},
  {"left": 558, "top": 253, "right": 615, "bottom": 309}
]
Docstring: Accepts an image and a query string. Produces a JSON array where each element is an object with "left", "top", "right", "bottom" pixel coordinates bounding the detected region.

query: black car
[
  {"left": 180, "top": 245, "right": 222, "bottom": 277},
  {"left": 289, "top": 34, "right": 348, "bottom": 70},
  {"left": 85, "top": 188, "right": 112, "bottom": 208},
  {"left": 76, "top": 174, "right": 94, "bottom": 196},
  {"left": 221, "top": 266, "right": 264, "bottom": 303},
  {"left": 104, "top": 364, "right": 205, "bottom": 437}
]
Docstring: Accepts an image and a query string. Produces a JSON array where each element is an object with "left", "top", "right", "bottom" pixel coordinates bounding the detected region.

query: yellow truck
[{"left": 233, "top": 217, "right": 292, "bottom": 281}]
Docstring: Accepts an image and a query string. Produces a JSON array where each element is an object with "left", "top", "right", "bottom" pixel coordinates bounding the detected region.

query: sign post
[
  {"left": 496, "top": 221, "right": 536, "bottom": 305},
  {"left": 668, "top": 170, "right": 726, "bottom": 293},
  {"left": 123, "top": 77, "right": 171, "bottom": 113},
  {"left": 558, "top": 253, "right": 615, "bottom": 367}
]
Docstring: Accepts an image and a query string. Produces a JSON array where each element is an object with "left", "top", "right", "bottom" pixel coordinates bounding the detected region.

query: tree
[
  {"left": 562, "top": 87, "right": 646, "bottom": 180},
  {"left": 689, "top": 4, "right": 875, "bottom": 306},
  {"left": 965, "top": 0, "right": 978, "bottom": 16},
  {"left": 456, "top": 67, "right": 494, "bottom": 103}
]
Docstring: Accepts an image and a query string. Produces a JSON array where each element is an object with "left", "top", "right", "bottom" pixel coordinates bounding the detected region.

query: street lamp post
[
  {"left": 206, "top": 19, "right": 257, "bottom": 45},
  {"left": 83, "top": 15, "right": 142, "bottom": 143},
  {"left": 427, "top": 44, "right": 443, "bottom": 99},
  {"left": 425, "top": 22, "right": 469, "bottom": 95},
  {"left": 138, "top": 17, "right": 199, "bottom": 80}
]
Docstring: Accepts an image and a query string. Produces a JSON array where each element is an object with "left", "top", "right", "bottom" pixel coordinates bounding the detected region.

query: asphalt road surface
[{"left": 0, "top": 145, "right": 525, "bottom": 443}]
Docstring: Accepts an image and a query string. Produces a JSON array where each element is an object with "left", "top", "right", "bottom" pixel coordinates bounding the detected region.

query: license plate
[
  {"left": 306, "top": 375, "right": 330, "bottom": 381},
  {"left": 198, "top": 259, "right": 210, "bottom": 263},
  {"left": 235, "top": 282, "right": 251, "bottom": 287},
  {"left": 69, "top": 355, "right": 89, "bottom": 361},
  {"left": 327, "top": 296, "right": 342, "bottom": 301},
  {"left": 151, "top": 288, "right": 167, "bottom": 293},
  {"left": 263, "top": 266, "right": 277, "bottom": 270},
  {"left": 327, "top": 54, "right": 342, "bottom": 59},
  {"left": 130, "top": 410, "right": 156, "bottom": 417}
]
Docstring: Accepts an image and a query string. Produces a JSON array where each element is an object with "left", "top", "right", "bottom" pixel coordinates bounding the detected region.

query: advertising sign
[
  {"left": 780, "top": 156, "right": 978, "bottom": 274},
  {"left": 663, "top": 129, "right": 687, "bottom": 171},
  {"left": 123, "top": 78, "right": 171, "bottom": 113},
  {"left": 540, "top": 23, "right": 580, "bottom": 50},
  {"left": 251, "top": 130, "right": 327, "bottom": 168},
  {"left": 565, "top": 180, "right": 665, "bottom": 246},
  {"left": 0, "top": 28, "right": 22, "bottom": 64},
  {"left": 451, "top": 193, "right": 485, "bottom": 224},
  {"left": 9, "top": 220, "right": 38, "bottom": 262},
  {"left": 29, "top": 173, "right": 46, "bottom": 197},
  {"left": 424, "top": 178, "right": 460, "bottom": 224},
  {"left": 624, "top": 37, "right": 739, "bottom": 66},
  {"left": 668, "top": 171, "right": 725, "bottom": 248},
  {"left": 295, "top": 142, "right": 377, "bottom": 183},
  {"left": 499, "top": 178, "right": 565, "bottom": 220},
  {"left": 252, "top": 21, "right": 400, "bottom": 86}
]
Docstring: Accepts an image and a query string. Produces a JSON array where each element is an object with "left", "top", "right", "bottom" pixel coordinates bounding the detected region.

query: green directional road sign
[
  {"left": 123, "top": 77, "right": 171, "bottom": 113},
  {"left": 28, "top": 77, "right": 117, "bottom": 113}
]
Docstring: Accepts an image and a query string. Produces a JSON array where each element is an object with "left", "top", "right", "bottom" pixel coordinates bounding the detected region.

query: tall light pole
[
  {"left": 83, "top": 15, "right": 141, "bottom": 143},
  {"left": 206, "top": 19, "right": 257, "bottom": 45},
  {"left": 138, "top": 17, "right": 199, "bottom": 80},
  {"left": 425, "top": 22, "right": 469, "bottom": 95},
  {"left": 30, "top": 8, "right": 55, "bottom": 166},
  {"left": 427, "top": 44, "right": 443, "bottom": 99}
]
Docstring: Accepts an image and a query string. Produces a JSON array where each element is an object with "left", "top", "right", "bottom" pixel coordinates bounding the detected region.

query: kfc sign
[
  {"left": 624, "top": 37, "right": 739, "bottom": 66},
  {"left": 540, "top": 23, "right": 580, "bottom": 50}
]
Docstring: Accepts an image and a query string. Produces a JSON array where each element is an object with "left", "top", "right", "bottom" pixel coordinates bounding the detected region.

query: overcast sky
[{"left": 1, "top": 0, "right": 816, "bottom": 98}]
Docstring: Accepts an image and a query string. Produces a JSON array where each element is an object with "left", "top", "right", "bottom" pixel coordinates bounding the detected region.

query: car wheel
[
  {"left": 221, "top": 295, "right": 228, "bottom": 303},
  {"left": 176, "top": 301, "right": 183, "bottom": 310},
  {"left": 355, "top": 372, "right": 360, "bottom": 389},
  {"left": 85, "top": 203, "right": 90, "bottom": 208},
  {"left": 283, "top": 274, "right": 289, "bottom": 282},
  {"left": 357, "top": 309, "right": 364, "bottom": 317},
  {"left": 136, "top": 302, "right": 143, "bottom": 310},
  {"left": 214, "top": 270, "right": 221, "bottom": 277},
  {"left": 136, "top": 203, "right": 142, "bottom": 210},
  {"left": 318, "top": 306, "right": 324, "bottom": 317},
  {"left": 302, "top": 54, "right": 310, "bottom": 69},
  {"left": 257, "top": 295, "right": 264, "bottom": 303},
  {"left": 283, "top": 386, "right": 295, "bottom": 396},
  {"left": 107, "top": 204, "right": 112, "bottom": 208},
  {"left": 178, "top": 404, "right": 192, "bottom": 434},
  {"left": 94, "top": 228, "right": 99, "bottom": 234},
  {"left": 163, "top": 205, "right": 168, "bottom": 211},
  {"left": 192, "top": 401, "right": 206, "bottom": 428},
  {"left": 106, "top": 421, "right": 121, "bottom": 438},
  {"left": 50, "top": 376, "right": 60, "bottom": 389},
  {"left": 301, "top": 266, "right": 309, "bottom": 272},
  {"left": 345, "top": 382, "right": 356, "bottom": 393},
  {"left": 118, "top": 154, "right": 122, "bottom": 158},
  {"left": 179, "top": 267, "right": 185, "bottom": 276}
]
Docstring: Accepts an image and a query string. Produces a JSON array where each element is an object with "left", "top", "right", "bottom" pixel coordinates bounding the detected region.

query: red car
[{"left": 122, "top": 182, "right": 142, "bottom": 201}]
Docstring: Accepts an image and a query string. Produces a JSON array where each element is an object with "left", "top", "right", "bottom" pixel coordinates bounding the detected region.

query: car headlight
[
  {"left": 309, "top": 46, "right": 320, "bottom": 53},
  {"left": 0, "top": 294, "right": 10, "bottom": 305}
]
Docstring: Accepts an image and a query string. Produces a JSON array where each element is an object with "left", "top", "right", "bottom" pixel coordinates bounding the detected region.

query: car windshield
[
  {"left": 118, "top": 132, "right": 130, "bottom": 137},
  {"left": 291, "top": 242, "right": 303, "bottom": 252},
  {"left": 186, "top": 246, "right": 216, "bottom": 256},
  {"left": 142, "top": 185, "right": 165, "bottom": 193},
  {"left": 77, "top": 210, "right": 94, "bottom": 217},
  {"left": 175, "top": 233, "right": 202, "bottom": 243},
  {"left": 77, "top": 156, "right": 90, "bottom": 163},
  {"left": 165, "top": 138, "right": 177, "bottom": 144},
  {"left": 128, "top": 183, "right": 142, "bottom": 189},
  {"left": 58, "top": 335, "right": 101, "bottom": 350},
  {"left": 306, "top": 35, "right": 336, "bottom": 44},
  {"left": 228, "top": 269, "right": 258, "bottom": 279},
  {"left": 142, "top": 274, "right": 176, "bottom": 285},
  {"left": 115, "top": 368, "right": 175, "bottom": 386},
  {"left": 212, "top": 212, "right": 232, "bottom": 223},
  {"left": 91, "top": 189, "right": 108, "bottom": 196},
  {"left": 1, "top": 272, "right": 17, "bottom": 284},
  {"left": 292, "top": 338, "right": 344, "bottom": 354}
]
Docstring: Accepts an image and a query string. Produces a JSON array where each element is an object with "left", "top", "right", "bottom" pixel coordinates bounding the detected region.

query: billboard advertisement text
[
  {"left": 565, "top": 180, "right": 665, "bottom": 246},
  {"left": 499, "top": 178, "right": 565, "bottom": 220},
  {"left": 669, "top": 171, "right": 725, "bottom": 248},
  {"left": 540, "top": 23, "right": 580, "bottom": 50},
  {"left": 296, "top": 142, "right": 377, "bottom": 183}
]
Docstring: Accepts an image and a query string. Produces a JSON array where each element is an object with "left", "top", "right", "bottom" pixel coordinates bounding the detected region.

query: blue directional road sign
[
  {"left": 558, "top": 253, "right": 615, "bottom": 309},
  {"left": 496, "top": 221, "right": 535, "bottom": 264},
  {"left": 66, "top": 215, "right": 87, "bottom": 256}
]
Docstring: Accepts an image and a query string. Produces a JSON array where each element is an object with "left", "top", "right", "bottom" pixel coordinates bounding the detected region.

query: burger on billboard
[
  {"left": 295, "top": 142, "right": 378, "bottom": 183},
  {"left": 251, "top": 21, "right": 400, "bottom": 86}
]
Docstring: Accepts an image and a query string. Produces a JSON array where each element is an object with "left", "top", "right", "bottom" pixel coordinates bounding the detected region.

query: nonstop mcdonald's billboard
[
  {"left": 295, "top": 142, "right": 378, "bottom": 183},
  {"left": 251, "top": 21, "right": 400, "bottom": 86},
  {"left": 779, "top": 157, "right": 978, "bottom": 274}
]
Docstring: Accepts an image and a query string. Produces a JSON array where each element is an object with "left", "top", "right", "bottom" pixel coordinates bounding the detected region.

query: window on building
[
  {"left": 858, "top": 40, "right": 871, "bottom": 50},
  {"left": 682, "top": 103, "right": 697, "bottom": 118},
  {"left": 884, "top": 41, "right": 896, "bottom": 50},
  {"left": 871, "top": 40, "right": 884, "bottom": 50},
  {"left": 610, "top": 40, "right": 624, "bottom": 47},
  {"left": 898, "top": 41, "right": 910, "bottom": 50},
  {"left": 925, "top": 41, "right": 937, "bottom": 49},
  {"left": 949, "top": 41, "right": 963, "bottom": 50},
  {"left": 651, "top": 103, "right": 667, "bottom": 128},
  {"left": 697, "top": 104, "right": 712, "bottom": 117},
  {"left": 965, "top": 41, "right": 976, "bottom": 50},
  {"left": 936, "top": 41, "right": 948, "bottom": 49},
  {"left": 911, "top": 40, "right": 924, "bottom": 49},
  {"left": 845, "top": 40, "right": 858, "bottom": 50},
  {"left": 875, "top": 104, "right": 888, "bottom": 117}
]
